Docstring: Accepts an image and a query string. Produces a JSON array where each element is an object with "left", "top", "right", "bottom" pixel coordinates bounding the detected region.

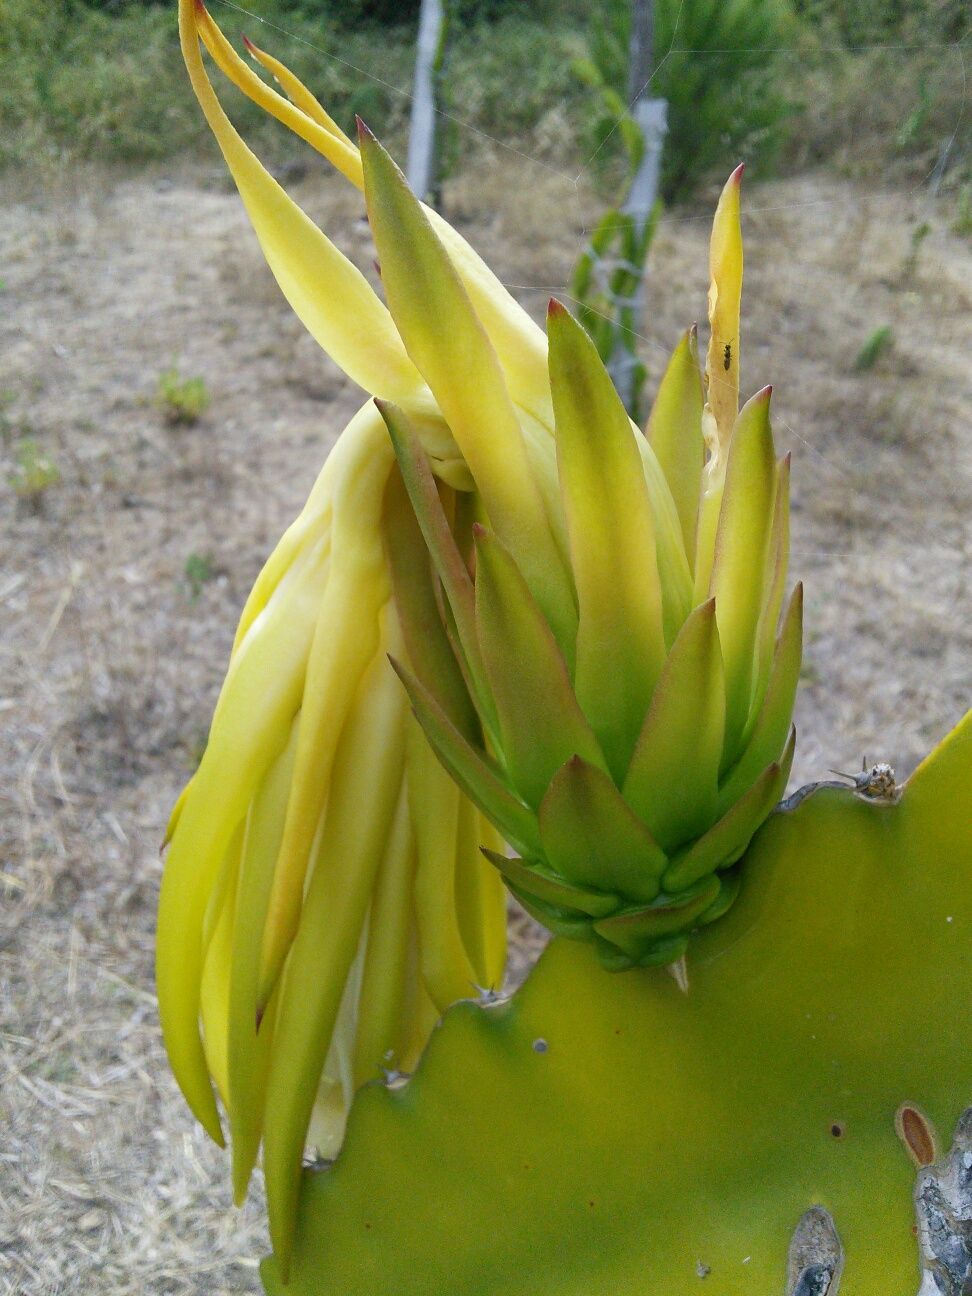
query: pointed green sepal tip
[
  {"left": 481, "top": 847, "right": 620, "bottom": 920},
  {"left": 663, "top": 726, "right": 795, "bottom": 893},
  {"left": 387, "top": 655, "right": 542, "bottom": 859},
  {"left": 719, "top": 583, "right": 802, "bottom": 813},
  {"left": 472, "top": 527, "right": 605, "bottom": 809},
  {"left": 592, "top": 875, "right": 722, "bottom": 963},
  {"left": 538, "top": 756, "right": 666, "bottom": 904},
  {"left": 506, "top": 884, "right": 599, "bottom": 941},
  {"left": 622, "top": 597, "right": 725, "bottom": 853}
]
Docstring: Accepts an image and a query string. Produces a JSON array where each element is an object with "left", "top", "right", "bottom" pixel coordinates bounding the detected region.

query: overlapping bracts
[{"left": 373, "top": 145, "right": 800, "bottom": 972}]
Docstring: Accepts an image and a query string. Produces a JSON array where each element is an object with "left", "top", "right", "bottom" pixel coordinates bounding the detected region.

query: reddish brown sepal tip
[
  {"left": 356, "top": 116, "right": 375, "bottom": 143},
  {"left": 242, "top": 33, "right": 256, "bottom": 52},
  {"left": 547, "top": 297, "right": 568, "bottom": 318},
  {"left": 730, "top": 162, "right": 745, "bottom": 185}
]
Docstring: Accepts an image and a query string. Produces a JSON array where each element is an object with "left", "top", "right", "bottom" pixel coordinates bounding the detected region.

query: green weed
[
  {"left": 853, "top": 325, "right": 894, "bottom": 372},
  {"left": 156, "top": 365, "right": 211, "bottom": 425},
  {"left": 8, "top": 438, "right": 61, "bottom": 512},
  {"left": 183, "top": 551, "right": 215, "bottom": 601},
  {"left": 902, "top": 221, "right": 932, "bottom": 280},
  {"left": 951, "top": 187, "right": 972, "bottom": 237}
]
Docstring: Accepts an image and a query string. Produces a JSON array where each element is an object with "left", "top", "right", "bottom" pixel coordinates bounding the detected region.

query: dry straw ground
[{"left": 1, "top": 152, "right": 970, "bottom": 1293}]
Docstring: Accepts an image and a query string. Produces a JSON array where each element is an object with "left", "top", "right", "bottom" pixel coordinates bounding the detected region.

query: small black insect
[{"left": 723, "top": 341, "right": 732, "bottom": 371}]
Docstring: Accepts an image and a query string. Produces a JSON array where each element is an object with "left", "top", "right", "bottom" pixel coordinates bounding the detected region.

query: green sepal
[
  {"left": 382, "top": 468, "right": 480, "bottom": 744},
  {"left": 388, "top": 657, "right": 542, "bottom": 859},
  {"left": 663, "top": 726, "right": 795, "bottom": 893},
  {"left": 505, "top": 883, "right": 597, "bottom": 940},
  {"left": 377, "top": 400, "right": 495, "bottom": 737},
  {"left": 697, "top": 867, "right": 741, "bottom": 925},
  {"left": 709, "top": 386, "right": 777, "bottom": 759},
  {"left": 263, "top": 708, "right": 972, "bottom": 1296},
  {"left": 750, "top": 453, "right": 791, "bottom": 720},
  {"left": 621, "top": 599, "right": 725, "bottom": 852},
  {"left": 538, "top": 756, "right": 666, "bottom": 904},
  {"left": 547, "top": 299, "right": 666, "bottom": 780},
  {"left": 645, "top": 326, "right": 705, "bottom": 565},
  {"left": 594, "top": 932, "right": 689, "bottom": 972},
  {"left": 592, "top": 874, "right": 721, "bottom": 961},
  {"left": 474, "top": 527, "right": 606, "bottom": 808},
  {"left": 718, "top": 583, "right": 802, "bottom": 815},
  {"left": 360, "top": 125, "right": 577, "bottom": 656},
  {"left": 481, "top": 848, "right": 620, "bottom": 919},
  {"left": 632, "top": 443, "right": 695, "bottom": 649}
]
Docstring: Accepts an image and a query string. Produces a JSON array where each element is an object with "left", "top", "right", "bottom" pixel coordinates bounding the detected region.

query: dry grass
[{"left": 0, "top": 155, "right": 970, "bottom": 1294}]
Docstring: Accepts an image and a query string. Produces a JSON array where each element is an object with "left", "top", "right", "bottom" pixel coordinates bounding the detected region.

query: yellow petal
[
  {"left": 226, "top": 717, "right": 299, "bottom": 1203},
  {"left": 199, "top": 825, "right": 242, "bottom": 1107},
  {"left": 351, "top": 782, "right": 416, "bottom": 1088},
  {"left": 156, "top": 526, "right": 330, "bottom": 1144},
  {"left": 454, "top": 798, "right": 508, "bottom": 990},
  {"left": 228, "top": 396, "right": 402, "bottom": 660},
  {"left": 195, "top": 4, "right": 362, "bottom": 185},
  {"left": 262, "top": 619, "right": 409, "bottom": 1276},
  {"left": 240, "top": 32, "right": 354, "bottom": 147},
  {"left": 178, "top": 0, "right": 423, "bottom": 402},
  {"left": 258, "top": 410, "right": 393, "bottom": 1004},
  {"left": 186, "top": 2, "right": 550, "bottom": 424},
  {"left": 406, "top": 717, "right": 481, "bottom": 1011}
]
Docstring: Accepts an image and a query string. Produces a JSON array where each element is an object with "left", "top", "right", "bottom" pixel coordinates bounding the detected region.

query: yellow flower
[
  {"left": 159, "top": 2, "right": 800, "bottom": 1277},
  {"left": 157, "top": 1, "right": 526, "bottom": 1270}
]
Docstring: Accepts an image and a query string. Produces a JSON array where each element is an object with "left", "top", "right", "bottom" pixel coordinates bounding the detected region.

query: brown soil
[{"left": 0, "top": 155, "right": 969, "bottom": 1293}]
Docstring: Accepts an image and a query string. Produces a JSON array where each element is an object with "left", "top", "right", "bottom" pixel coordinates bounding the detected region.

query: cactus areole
[{"left": 157, "top": 2, "right": 972, "bottom": 1292}]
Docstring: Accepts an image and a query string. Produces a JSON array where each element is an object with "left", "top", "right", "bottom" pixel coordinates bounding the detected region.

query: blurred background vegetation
[{"left": 1, "top": 0, "right": 968, "bottom": 201}]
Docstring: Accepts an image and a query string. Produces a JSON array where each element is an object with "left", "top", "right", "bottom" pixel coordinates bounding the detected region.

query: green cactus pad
[{"left": 262, "top": 709, "right": 972, "bottom": 1295}]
